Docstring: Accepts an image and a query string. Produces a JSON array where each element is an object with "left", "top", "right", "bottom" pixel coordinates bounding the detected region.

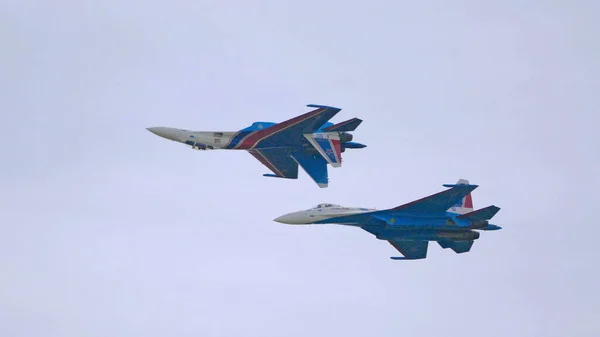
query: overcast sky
[{"left": 1, "top": 1, "right": 599, "bottom": 336}]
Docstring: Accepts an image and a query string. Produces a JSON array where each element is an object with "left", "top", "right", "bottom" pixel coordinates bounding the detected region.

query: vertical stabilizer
[
  {"left": 447, "top": 179, "right": 474, "bottom": 214},
  {"left": 304, "top": 133, "right": 343, "bottom": 167}
]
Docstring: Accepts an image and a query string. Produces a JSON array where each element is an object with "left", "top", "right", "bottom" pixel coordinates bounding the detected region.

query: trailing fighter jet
[
  {"left": 274, "top": 179, "right": 501, "bottom": 260},
  {"left": 147, "top": 104, "right": 365, "bottom": 188}
]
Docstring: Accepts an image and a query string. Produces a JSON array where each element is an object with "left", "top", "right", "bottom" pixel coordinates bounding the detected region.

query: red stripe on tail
[{"left": 464, "top": 193, "right": 473, "bottom": 208}]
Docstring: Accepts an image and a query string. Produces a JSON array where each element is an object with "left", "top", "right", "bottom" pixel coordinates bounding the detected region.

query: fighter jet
[
  {"left": 147, "top": 104, "right": 365, "bottom": 188},
  {"left": 274, "top": 179, "right": 501, "bottom": 260}
]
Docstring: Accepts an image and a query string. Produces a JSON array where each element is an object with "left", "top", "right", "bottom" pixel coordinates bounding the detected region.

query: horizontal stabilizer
[
  {"left": 323, "top": 118, "right": 363, "bottom": 132},
  {"left": 438, "top": 240, "right": 474, "bottom": 254},
  {"left": 458, "top": 205, "right": 501, "bottom": 222}
]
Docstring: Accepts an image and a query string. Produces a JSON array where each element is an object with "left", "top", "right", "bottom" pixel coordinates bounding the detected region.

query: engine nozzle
[{"left": 340, "top": 132, "right": 353, "bottom": 143}]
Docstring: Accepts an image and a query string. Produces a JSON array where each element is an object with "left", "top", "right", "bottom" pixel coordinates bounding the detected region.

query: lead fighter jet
[
  {"left": 274, "top": 179, "right": 502, "bottom": 260},
  {"left": 147, "top": 104, "right": 365, "bottom": 188}
]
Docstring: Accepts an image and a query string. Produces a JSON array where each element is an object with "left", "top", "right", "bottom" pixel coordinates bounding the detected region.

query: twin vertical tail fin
[
  {"left": 305, "top": 118, "right": 364, "bottom": 168},
  {"left": 447, "top": 178, "right": 502, "bottom": 230},
  {"left": 304, "top": 133, "right": 343, "bottom": 167},
  {"left": 447, "top": 179, "right": 474, "bottom": 215}
]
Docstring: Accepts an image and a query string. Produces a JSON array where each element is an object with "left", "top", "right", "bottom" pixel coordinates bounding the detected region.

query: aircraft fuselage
[
  {"left": 147, "top": 104, "right": 367, "bottom": 188},
  {"left": 147, "top": 128, "right": 245, "bottom": 150},
  {"left": 147, "top": 127, "right": 367, "bottom": 152},
  {"left": 274, "top": 203, "right": 499, "bottom": 242}
]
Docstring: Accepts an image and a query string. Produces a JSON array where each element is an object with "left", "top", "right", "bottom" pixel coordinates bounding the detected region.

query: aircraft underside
[
  {"left": 148, "top": 104, "right": 366, "bottom": 188},
  {"left": 366, "top": 227, "right": 481, "bottom": 241}
]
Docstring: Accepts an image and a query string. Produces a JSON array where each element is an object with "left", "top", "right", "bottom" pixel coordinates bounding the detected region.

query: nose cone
[
  {"left": 147, "top": 127, "right": 183, "bottom": 142},
  {"left": 274, "top": 214, "right": 292, "bottom": 224},
  {"left": 274, "top": 213, "right": 307, "bottom": 224}
]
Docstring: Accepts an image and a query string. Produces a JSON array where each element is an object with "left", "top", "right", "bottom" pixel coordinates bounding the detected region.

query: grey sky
[{"left": 1, "top": 1, "right": 599, "bottom": 336}]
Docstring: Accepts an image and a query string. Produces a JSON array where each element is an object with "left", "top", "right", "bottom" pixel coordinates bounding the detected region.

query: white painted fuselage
[
  {"left": 147, "top": 127, "right": 237, "bottom": 150},
  {"left": 274, "top": 203, "right": 377, "bottom": 225}
]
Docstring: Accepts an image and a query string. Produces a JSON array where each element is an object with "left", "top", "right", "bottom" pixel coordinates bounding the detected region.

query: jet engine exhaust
[{"left": 340, "top": 132, "right": 353, "bottom": 143}]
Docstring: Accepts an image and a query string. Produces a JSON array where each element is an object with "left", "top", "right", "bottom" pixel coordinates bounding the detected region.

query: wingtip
[
  {"left": 442, "top": 183, "right": 479, "bottom": 188},
  {"left": 306, "top": 104, "right": 341, "bottom": 112}
]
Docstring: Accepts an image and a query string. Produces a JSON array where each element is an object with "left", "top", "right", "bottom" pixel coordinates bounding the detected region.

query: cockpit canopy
[{"left": 312, "top": 203, "right": 340, "bottom": 209}]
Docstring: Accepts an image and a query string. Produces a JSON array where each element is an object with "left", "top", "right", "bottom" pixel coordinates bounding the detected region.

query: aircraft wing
[
  {"left": 248, "top": 148, "right": 298, "bottom": 179},
  {"left": 235, "top": 105, "right": 341, "bottom": 149},
  {"left": 361, "top": 226, "right": 429, "bottom": 260},
  {"left": 388, "top": 240, "right": 429, "bottom": 260},
  {"left": 386, "top": 184, "right": 479, "bottom": 214}
]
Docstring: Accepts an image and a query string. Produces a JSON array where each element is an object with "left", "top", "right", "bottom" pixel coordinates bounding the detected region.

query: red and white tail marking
[
  {"left": 304, "top": 132, "right": 343, "bottom": 168},
  {"left": 448, "top": 179, "right": 474, "bottom": 215}
]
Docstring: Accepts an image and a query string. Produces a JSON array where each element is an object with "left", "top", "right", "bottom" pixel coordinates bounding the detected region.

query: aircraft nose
[
  {"left": 274, "top": 214, "right": 291, "bottom": 224},
  {"left": 147, "top": 127, "right": 182, "bottom": 142},
  {"left": 274, "top": 213, "right": 305, "bottom": 224}
]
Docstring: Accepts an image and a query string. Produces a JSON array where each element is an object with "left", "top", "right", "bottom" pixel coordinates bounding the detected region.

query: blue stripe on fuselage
[{"left": 226, "top": 130, "right": 254, "bottom": 149}]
